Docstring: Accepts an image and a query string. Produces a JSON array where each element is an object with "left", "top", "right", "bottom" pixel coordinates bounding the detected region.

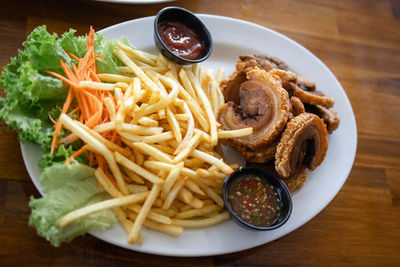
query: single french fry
[
  {"left": 174, "top": 204, "right": 222, "bottom": 219},
  {"left": 104, "top": 98, "right": 116, "bottom": 121},
  {"left": 78, "top": 81, "right": 115, "bottom": 91},
  {"left": 128, "top": 212, "right": 183, "bottom": 237},
  {"left": 93, "top": 121, "right": 115, "bottom": 133},
  {"left": 174, "top": 114, "right": 190, "bottom": 121},
  {"left": 166, "top": 107, "right": 182, "bottom": 142},
  {"left": 128, "top": 183, "right": 162, "bottom": 243},
  {"left": 210, "top": 80, "right": 219, "bottom": 116},
  {"left": 196, "top": 168, "right": 226, "bottom": 180},
  {"left": 127, "top": 184, "right": 148, "bottom": 194},
  {"left": 114, "top": 87, "right": 123, "bottom": 105},
  {"left": 97, "top": 73, "right": 134, "bottom": 83},
  {"left": 117, "top": 123, "right": 163, "bottom": 135},
  {"left": 128, "top": 203, "right": 171, "bottom": 225},
  {"left": 173, "top": 102, "right": 194, "bottom": 155},
  {"left": 138, "top": 116, "right": 159, "bottom": 127},
  {"left": 58, "top": 191, "right": 149, "bottom": 228},
  {"left": 120, "top": 131, "right": 173, "bottom": 144},
  {"left": 197, "top": 181, "right": 225, "bottom": 207},
  {"left": 132, "top": 77, "right": 142, "bottom": 102},
  {"left": 130, "top": 142, "right": 173, "bottom": 164},
  {"left": 191, "top": 149, "right": 234, "bottom": 175},
  {"left": 116, "top": 41, "right": 158, "bottom": 66},
  {"left": 171, "top": 212, "right": 230, "bottom": 228}
]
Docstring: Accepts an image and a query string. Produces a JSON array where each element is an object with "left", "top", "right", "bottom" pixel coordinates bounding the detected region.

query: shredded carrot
[
  {"left": 44, "top": 70, "right": 77, "bottom": 88},
  {"left": 67, "top": 106, "right": 80, "bottom": 116},
  {"left": 50, "top": 88, "right": 73, "bottom": 154},
  {"left": 65, "top": 51, "right": 81, "bottom": 62},
  {"left": 45, "top": 26, "right": 115, "bottom": 170}
]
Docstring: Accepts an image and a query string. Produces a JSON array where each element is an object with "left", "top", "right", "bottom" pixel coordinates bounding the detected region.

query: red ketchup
[{"left": 158, "top": 21, "right": 205, "bottom": 60}]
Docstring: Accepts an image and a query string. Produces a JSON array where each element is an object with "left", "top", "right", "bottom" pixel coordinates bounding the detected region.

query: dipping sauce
[
  {"left": 158, "top": 21, "right": 205, "bottom": 60},
  {"left": 227, "top": 175, "right": 281, "bottom": 227}
]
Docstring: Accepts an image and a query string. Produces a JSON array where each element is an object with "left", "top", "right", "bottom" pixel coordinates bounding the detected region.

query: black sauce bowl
[
  {"left": 154, "top": 6, "right": 213, "bottom": 65},
  {"left": 222, "top": 167, "right": 293, "bottom": 231}
]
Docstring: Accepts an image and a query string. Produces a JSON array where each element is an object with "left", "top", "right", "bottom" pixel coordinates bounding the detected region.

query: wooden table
[{"left": 1, "top": 0, "right": 399, "bottom": 265}]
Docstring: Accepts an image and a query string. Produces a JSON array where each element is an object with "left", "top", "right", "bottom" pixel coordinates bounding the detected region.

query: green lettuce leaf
[
  {"left": 0, "top": 97, "right": 54, "bottom": 149},
  {"left": 95, "top": 38, "right": 120, "bottom": 74},
  {"left": 59, "top": 29, "right": 87, "bottom": 58},
  {"left": 19, "top": 26, "right": 72, "bottom": 73},
  {"left": 29, "top": 163, "right": 116, "bottom": 247}
]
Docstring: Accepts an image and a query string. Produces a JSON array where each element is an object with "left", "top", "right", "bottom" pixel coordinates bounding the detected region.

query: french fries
[{"left": 57, "top": 46, "right": 239, "bottom": 245}]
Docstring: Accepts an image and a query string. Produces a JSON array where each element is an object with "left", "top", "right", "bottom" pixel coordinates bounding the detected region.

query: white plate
[{"left": 21, "top": 14, "right": 357, "bottom": 256}]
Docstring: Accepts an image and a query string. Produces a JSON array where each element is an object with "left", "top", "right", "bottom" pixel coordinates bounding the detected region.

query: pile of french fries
[{"left": 57, "top": 41, "right": 253, "bottom": 244}]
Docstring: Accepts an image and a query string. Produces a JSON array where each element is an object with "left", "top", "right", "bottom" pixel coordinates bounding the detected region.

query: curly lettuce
[{"left": 29, "top": 163, "right": 116, "bottom": 247}]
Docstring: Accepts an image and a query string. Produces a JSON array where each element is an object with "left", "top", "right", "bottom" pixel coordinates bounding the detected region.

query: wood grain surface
[{"left": 1, "top": 0, "right": 399, "bottom": 266}]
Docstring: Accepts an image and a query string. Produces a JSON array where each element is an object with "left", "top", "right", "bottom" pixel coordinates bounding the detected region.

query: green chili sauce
[{"left": 228, "top": 175, "right": 280, "bottom": 227}]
